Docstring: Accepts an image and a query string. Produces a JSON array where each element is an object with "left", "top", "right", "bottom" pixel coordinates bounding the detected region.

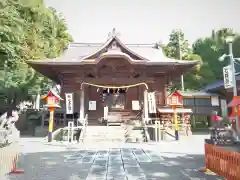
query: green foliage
[
  {"left": 161, "top": 29, "right": 203, "bottom": 90},
  {"left": 0, "top": 0, "right": 72, "bottom": 115},
  {"left": 164, "top": 29, "right": 191, "bottom": 59},
  {"left": 162, "top": 28, "right": 240, "bottom": 91}
]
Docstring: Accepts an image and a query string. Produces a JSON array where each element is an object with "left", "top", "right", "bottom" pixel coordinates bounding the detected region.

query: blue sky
[{"left": 45, "top": 0, "right": 240, "bottom": 45}]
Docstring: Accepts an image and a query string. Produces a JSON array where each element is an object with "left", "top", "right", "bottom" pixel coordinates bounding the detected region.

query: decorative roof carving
[
  {"left": 107, "top": 40, "right": 121, "bottom": 52},
  {"left": 108, "top": 28, "right": 121, "bottom": 39}
]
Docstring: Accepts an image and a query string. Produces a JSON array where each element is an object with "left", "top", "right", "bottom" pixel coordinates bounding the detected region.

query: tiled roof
[
  {"left": 167, "top": 90, "right": 218, "bottom": 97},
  {"left": 203, "top": 81, "right": 224, "bottom": 91},
  {"left": 180, "top": 91, "right": 218, "bottom": 97},
  {"left": 27, "top": 31, "right": 199, "bottom": 65}
]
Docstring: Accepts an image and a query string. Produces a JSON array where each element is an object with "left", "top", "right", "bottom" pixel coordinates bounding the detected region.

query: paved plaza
[{"left": 4, "top": 136, "right": 223, "bottom": 180}]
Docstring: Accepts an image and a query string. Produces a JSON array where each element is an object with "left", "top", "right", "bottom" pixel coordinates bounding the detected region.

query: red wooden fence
[{"left": 205, "top": 143, "right": 240, "bottom": 180}]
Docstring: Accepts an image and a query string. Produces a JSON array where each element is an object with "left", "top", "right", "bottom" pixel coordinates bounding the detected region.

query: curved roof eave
[
  {"left": 93, "top": 51, "right": 148, "bottom": 64},
  {"left": 80, "top": 37, "right": 113, "bottom": 60},
  {"left": 145, "top": 60, "right": 199, "bottom": 66},
  {"left": 26, "top": 58, "right": 199, "bottom": 66},
  {"left": 114, "top": 36, "right": 151, "bottom": 61}
]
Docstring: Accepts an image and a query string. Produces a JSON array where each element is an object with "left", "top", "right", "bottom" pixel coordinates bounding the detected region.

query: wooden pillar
[
  {"left": 143, "top": 89, "right": 149, "bottom": 122},
  {"left": 164, "top": 84, "right": 168, "bottom": 105},
  {"left": 80, "top": 87, "right": 85, "bottom": 120}
]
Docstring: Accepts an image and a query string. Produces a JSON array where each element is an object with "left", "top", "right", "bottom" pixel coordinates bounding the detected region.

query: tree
[
  {"left": 161, "top": 29, "right": 203, "bottom": 90},
  {"left": 164, "top": 29, "right": 191, "bottom": 59},
  {"left": 161, "top": 28, "right": 240, "bottom": 90},
  {"left": 0, "top": 0, "right": 72, "bottom": 116},
  {"left": 192, "top": 28, "right": 240, "bottom": 86}
]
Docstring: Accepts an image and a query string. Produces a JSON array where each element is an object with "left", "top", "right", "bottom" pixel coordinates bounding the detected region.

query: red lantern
[
  {"left": 42, "top": 90, "right": 62, "bottom": 108},
  {"left": 167, "top": 91, "right": 183, "bottom": 106}
]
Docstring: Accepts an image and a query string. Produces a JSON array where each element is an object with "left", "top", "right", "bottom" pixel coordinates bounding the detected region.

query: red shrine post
[
  {"left": 167, "top": 91, "right": 183, "bottom": 140},
  {"left": 42, "top": 90, "right": 62, "bottom": 142}
]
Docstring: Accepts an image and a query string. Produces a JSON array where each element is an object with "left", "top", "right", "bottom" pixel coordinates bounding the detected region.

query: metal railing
[
  {"left": 137, "top": 111, "right": 150, "bottom": 142},
  {"left": 79, "top": 114, "right": 88, "bottom": 141}
]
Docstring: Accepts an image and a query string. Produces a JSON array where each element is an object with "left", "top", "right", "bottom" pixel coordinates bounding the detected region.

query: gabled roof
[{"left": 27, "top": 29, "right": 199, "bottom": 66}]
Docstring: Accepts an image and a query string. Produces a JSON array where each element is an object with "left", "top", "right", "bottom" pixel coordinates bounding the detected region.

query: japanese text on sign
[
  {"left": 65, "top": 93, "right": 73, "bottom": 114},
  {"left": 223, "top": 65, "right": 233, "bottom": 89}
]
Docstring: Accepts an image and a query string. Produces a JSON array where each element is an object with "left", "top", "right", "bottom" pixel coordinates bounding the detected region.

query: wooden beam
[{"left": 53, "top": 65, "right": 172, "bottom": 74}]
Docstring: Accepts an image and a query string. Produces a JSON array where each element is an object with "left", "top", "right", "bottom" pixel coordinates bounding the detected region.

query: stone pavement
[{"left": 3, "top": 136, "right": 224, "bottom": 180}]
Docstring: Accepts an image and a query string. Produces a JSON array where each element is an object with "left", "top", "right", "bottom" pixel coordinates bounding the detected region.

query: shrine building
[{"left": 27, "top": 30, "right": 199, "bottom": 126}]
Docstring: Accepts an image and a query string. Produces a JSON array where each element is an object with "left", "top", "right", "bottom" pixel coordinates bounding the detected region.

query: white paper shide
[{"left": 65, "top": 93, "right": 74, "bottom": 114}]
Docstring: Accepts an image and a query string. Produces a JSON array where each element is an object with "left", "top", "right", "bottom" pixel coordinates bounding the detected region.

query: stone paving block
[
  {"left": 108, "top": 165, "right": 124, "bottom": 172},
  {"left": 146, "top": 154, "right": 164, "bottom": 162},
  {"left": 86, "top": 174, "right": 106, "bottom": 180},
  {"left": 97, "top": 150, "right": 109, "bottom": 155},
  {"left": 122, "top": 160, "right": 138, "bottom": 167},
  {"left": 125, "top": 172, "right": 147, "bottom": 180},
  {"left": 89, "top": 168, "right": 107, "bottom": 175},
  {"left": 94, "top": 159, "right": 108, "bottom": 165},
  {"left": 109, "top": 152, "right": 121, "bottom": 156},
  {"left": 80, "top": 155, "right": 96, "bottom": 163},
  {"left": 124, "top": 167, "right": 144, "bottom": 175}
]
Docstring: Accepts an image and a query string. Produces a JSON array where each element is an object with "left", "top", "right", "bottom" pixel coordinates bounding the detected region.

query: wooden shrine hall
[{"left": 27, "top": 29, "right": 199, "bottom": 126}]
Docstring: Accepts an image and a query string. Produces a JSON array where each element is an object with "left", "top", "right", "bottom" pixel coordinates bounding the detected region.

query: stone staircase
[{"left": 82, "top": 126, "right": 125, "bottom": 143}]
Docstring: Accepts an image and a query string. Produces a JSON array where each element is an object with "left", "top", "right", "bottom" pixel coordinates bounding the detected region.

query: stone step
[
  {"left": 84, "top": 137, "right": 125, "bottom": 139},
  {"left": 83, "top": 126, "right": 126, "bottom": 142}
]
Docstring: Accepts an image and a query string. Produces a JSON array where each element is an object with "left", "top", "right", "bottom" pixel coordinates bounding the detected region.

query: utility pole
[
  {"left": 178, "top": 30, "right": 184, "bottom": 91},
  {"left": 227, "top": 38, "right": 239, "bottom": 134},
  {"left": 219, "top": 36, "right": 239, "bottom": 137}
]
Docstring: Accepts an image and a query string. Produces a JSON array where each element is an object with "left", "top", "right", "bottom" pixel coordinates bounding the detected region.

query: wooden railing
[{"left": 205, "top": 143, "right": 240, "bottom": 180}]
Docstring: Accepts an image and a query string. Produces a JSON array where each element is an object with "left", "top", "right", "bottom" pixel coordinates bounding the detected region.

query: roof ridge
[{"left": 69, "top": 42, "right": 103, "bottom": 47}]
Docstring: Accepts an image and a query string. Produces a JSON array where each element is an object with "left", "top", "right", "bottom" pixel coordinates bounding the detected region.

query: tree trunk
[{"left": 6, "top": 91, "right": 17, "bottom": 118}]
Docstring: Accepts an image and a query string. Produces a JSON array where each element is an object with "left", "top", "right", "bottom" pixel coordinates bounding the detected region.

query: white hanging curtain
[{"left": 148, "top": 92, "right": 156, "bottom": 113}]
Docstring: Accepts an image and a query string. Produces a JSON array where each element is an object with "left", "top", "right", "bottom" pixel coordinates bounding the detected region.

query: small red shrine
[
  {"left": 41, "top": 90, "right": 63, "bottom": 108},
  {"left": 167, "top": 91, "right": 183, "bottom": 106}
]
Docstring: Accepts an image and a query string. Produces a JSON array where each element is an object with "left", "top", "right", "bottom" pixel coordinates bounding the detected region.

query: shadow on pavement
[{"left": 5, "top": 149, "right": 224, "bottom": 180}]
